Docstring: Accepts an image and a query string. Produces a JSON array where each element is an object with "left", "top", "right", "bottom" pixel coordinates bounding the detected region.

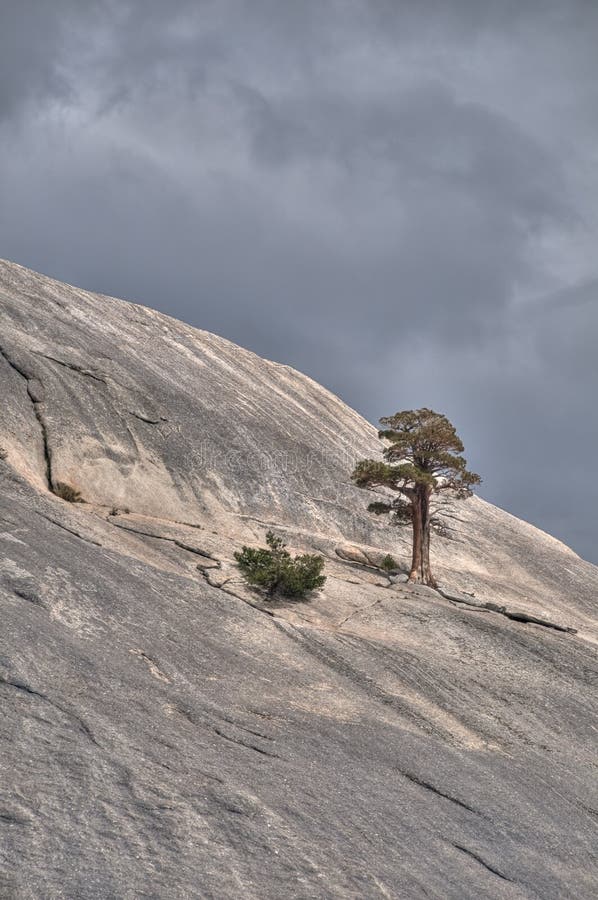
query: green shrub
[
  {"left": 380, "top": 554, "right": 397, "bottom": 573},
  {"left": 53, "top": 482, "right": 83, "bottom": 503},
  {"left": 234, "top": 531, "right": 326, "bottom": 599}
]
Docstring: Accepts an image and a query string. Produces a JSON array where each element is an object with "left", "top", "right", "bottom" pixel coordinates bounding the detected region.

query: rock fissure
[
  {"left": 129, "top": 649, "right": 171, "bottom": 683},
  {"left": 237, "top": 513, "right": 296, "bottom": 531},
  {"left": 32, "top": 352, "right": 108, "bottom": 384},
  {"left": 0, "top": 675, "right": 99, "bottom": 747},
  {"left": 197, "top": 568, "right": 277, "bottom": 618},
  {"left": 401, "top": 771, "right": 488, "bottom": 819},
  {"left": 219, "top": 719, "right": 275, "bottom": 742},
  {"left": 451, "top": 843, "right": 515, "bottom": 884},
  {"left": 127, "top": 411, "right": 163, "bottom": 425},
  {"left": 0, "top": 344, "right": 53, "bottom": 489},
  {"left": 10, "top": 587, "right": 45, "bottom": 607},
  {"left": 107, "top": 517, "right": 216, "bottom": 560},
  {"left": 0, "top": 810, "right": 30, "bottom": 827},
  {"left": 437, "top": 588, "right": 578, "bottom": 634},
  {"left": 213, "top": 726, "right": 281, "bottom": 759},
  {"left": 34, "top": 511, "right": 102, "bottom": 547}
]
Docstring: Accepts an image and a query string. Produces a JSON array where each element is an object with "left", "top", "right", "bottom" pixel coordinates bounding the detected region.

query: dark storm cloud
[{"left": 1, "top": 0, "right": 597, "bottom": 561}]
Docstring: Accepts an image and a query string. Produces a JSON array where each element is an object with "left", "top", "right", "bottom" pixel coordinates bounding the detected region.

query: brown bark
[
  {"left": 408, "top": 490, "right": 422, "bottom": 582},
  {"left": 408, "top": 485, "right": 436, "bottom": 587}
]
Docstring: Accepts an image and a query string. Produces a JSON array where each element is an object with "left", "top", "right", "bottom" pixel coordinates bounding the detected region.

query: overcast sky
[{"left": 1, "top": 1, "right": 597, "bottom": 563}]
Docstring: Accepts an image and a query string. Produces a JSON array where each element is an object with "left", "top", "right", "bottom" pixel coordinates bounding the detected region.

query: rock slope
[{"left": 1, "top": 259, "right": 597, "bottom": 899}]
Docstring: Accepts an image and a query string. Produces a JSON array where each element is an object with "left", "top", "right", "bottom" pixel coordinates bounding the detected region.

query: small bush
[
  {"left": 380, "top": 554, "right": 397, "bottom": 573},
  {"left": 234, "top": 531, "right": 326, "bottom": 599},
  {"left": 110, "top": 506, "right": 130, "bottom": 516},
  {"left": 53, "top": 482, "right": 83, "bottom": 503},
  {"left": 0, "top": 447, "right": 7, "bottom": 460}
]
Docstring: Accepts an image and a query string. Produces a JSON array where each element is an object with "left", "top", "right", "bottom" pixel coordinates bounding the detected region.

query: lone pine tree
[{"left": 352, "top": 408, "right": 480, "bottom": 588}]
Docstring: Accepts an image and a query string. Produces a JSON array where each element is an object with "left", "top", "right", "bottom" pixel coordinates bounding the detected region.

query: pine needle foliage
[
  {"left": 53, "top": 482, "right": 83, "bottom": 503},
  {"left": 380, "top": 554, "right": 398, "bottom": 573},
  {"left": 234, "top": 531, "right": 326, "bottom": 599}
]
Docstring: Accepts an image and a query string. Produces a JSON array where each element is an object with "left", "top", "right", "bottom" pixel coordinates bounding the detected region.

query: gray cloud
[
  {"left": 0, "top": 1, "right": 72, "bottom": 119},
  {"left": 1, "top": 0, "right": 596, "bottom": 562}
]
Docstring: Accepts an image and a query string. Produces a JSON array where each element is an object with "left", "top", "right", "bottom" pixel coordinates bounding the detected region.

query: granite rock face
[{"left": 1, "top": 259, "right": 597, "bottom": 899}]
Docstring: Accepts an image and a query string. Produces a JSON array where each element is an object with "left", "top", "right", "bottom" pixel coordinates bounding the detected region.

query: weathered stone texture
[{"left": 1, "top": 259, "right": 597, "bottom": 899}]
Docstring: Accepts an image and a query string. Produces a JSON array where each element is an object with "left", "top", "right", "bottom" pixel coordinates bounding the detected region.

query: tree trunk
[
  {"left": 408, "top": 492, "right": 423, "bottom": 582},
  {"left": 408, "top": 486, "right": 436, "bottom": 587},
  {"left": 420, "top": 487, "right": 436, "bottom": 587}
]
